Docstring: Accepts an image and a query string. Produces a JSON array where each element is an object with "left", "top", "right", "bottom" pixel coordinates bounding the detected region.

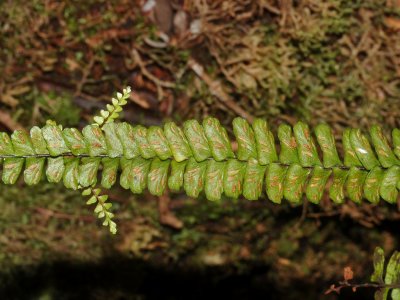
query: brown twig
[
  {"left": 188, "top": 58, "right": 254, "bottom": 122},
  {"left": 325, "top": 281, "right": 400, "bottom": 295},
  {"left": 158, "top": 193, "right": 183, "bottom": 230},
  {"left": 74, "top": 55, "right": 96, "bottom": 97},
  {"left": 131, "top": 49, "right": 176, "bottom": 100},
  {"left": 34, "top": 207, "right": 95, "bottom": 222},
  {"left": 0, "top": 110, "right": 24, "bottom": 131}
]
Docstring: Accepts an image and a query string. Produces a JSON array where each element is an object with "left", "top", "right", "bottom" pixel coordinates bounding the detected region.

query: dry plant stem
[
  {"left": 0, "top": 110, "right": 24, "bottom": 131},
  {"left": 131, "top": 49, "right": 176, "bottom": 100},
  {"left": 188, "top": 58, "right": 255, "bottom": 123},
  {"left": 158, "top": 193, "right": 183, "bottom": 229},
  {"left": 34, "top": 207, "right": 95, "bottom": 222},
  {"left": 74, "top": 55, "right": 96, "bottom": 97},
  {"left": 325, "top": 281, "right": 400, "bottom": 295}
]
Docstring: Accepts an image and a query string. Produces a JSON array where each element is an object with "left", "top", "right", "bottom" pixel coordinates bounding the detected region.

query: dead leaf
[
  {"left": 173, "top": 10, "right": 189, "bottom": 37},
  {"left": 129, "top": 91, "right": 151, "bottom": 109},
  {"left": 344, "top": 266, "right": 354, "bottom": 282},
  {"left": 385, "top": 17, "right": 400, "bottom": 31}
]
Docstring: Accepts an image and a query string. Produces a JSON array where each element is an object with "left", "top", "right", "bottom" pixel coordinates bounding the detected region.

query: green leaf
[
  {"left": 119, "top": 158, "right": 133, "bottom": 190},
  {"left": 293, "top": 122, "right": 322, "bottom": 167},
  {"left": 346, "top": 167, "right": 367, "bottom": 204},
  {"left": 24, "top": 157, "right": 45, "bottom": 185},
  {"left": 283, "top": 163, "right": 310, "bottom": 204},
  {"left": 30, "top": 126, "right": 49, "bottom": 155},
  {"left": 243, "top": 159, "right": 266, "bottom": 200},
  {"left": 78, "top": 157, "right": 101, "bottom": 187},
  {"left": 82, "top": 125, "right": 107, "bottom": 156},
  {"left": 86, "top": 196, "right": 97, "bottom": 205},
  {"left": 184, "top": 158, "right": 207, "bottom": 198},
  {"left": 63, "top": 158, "right": 79, "bottom": 190},
  {"left": 106, "top": 104, "right": 114, "bottom": 112},
  {"left": 11, "top": 130, "right": 35, "bottom": 155},
  {"left": 102, "top": 123, "right": 123, "bottom": 158},
  {"left": 314, "top": 124, "right": 342, "bottom": 168},
  {"left": 2, "top": 158, "right": 24, "bottom": 184},
  {"left": 46, "top": 157, "right": 65, "bottom": 183},
  {"left": 132, "top": 125, "right": 156, "bottom": 159},
  {"left": 343, "top": 129, "right": 362, "bottom": 167},
  {"left": 147, "top": 126, "right": 172, "bottom": 160},
  {"left": 94, "top": 204, "right": 102, "bottom": 214},
  {"left": 350, "top": 129, "right": 380, "bottom": 170},
  {"left": 384, "top": 251, "right": 400, "bottom": 300},
  {"left": 168, "top": 160, "right": 187, "bottom": 192},
  {"left": 223, "top": 159, "right": 246, "bottom": 199},
  {"left": 364, "top": 167, "right": 384, "bottom": 204},
  {"left": 203, "top": 117, "right": 234, "bottom": 161},
  {"left": 393, "top": 128, "right": 400, "bottom": 160},
  {"left": 110, "top": 112, "right": 119, "bottom": 120},
  {"left": 130, "top": 157, "right": 151, "bottom": 194},
  {"left": 183, "top": 119, "right": 211, "bottom": 162},
  {"left": 233, "top": 117, "right": 257, "bottom": 160},
  {"left": 204, "top": 160, "right": 225, "bottom": 201},
  {"left": 116, "top": 123, "right": 140, "bottom": 159},
  {"left": 393, "top": 288, "right": 400, "bottom": 300},
  {"left": 101, "top": 158, "right": 119, "bottom": 189},
  {"left": 305, "top": 166, "right": 332, "bottom": 204},
  {"left": 0, "top": 133, "right": 14, "bottom": 155},
  {"left": 278, "top": 124, "right": 299, "bottom": 164},
  {"left": 329, "top": 167, "right": 348, "bottom": 204},
  {"left": 148, "top": 158, "right": 170, "bottom": 196},
  {"left": 164, "top": 122, "right": 192, "bottom": 162},
  {"left": 98, "top": 195, "right": 108, "bottom": 202},
  {"left": 252, "top": 118, "right": 278, "bottom": 165},
  {"left": 100, "top": 110, "right": 110, "bottom": 118},
  {"left": 82, "top": 188, "right": 91, "bottom": 196},
  {"left": 371, "top": 247, "right": 385, "bottom": 283},
  {"left": 42, "top": 124, "right": 69, "bottom": 156},
  {"left": 370, "top": 126, "right": 400, "bottom": 168},
  {"left": 265, "top": 163, "right": 288, "bottom": 204},
  {"left": 94, "top": 116, "right": 104, "bottom": 125},
  {"left": 380, "top": 166, "right": 400, "bottom": 204},
  {"left": 63, "top": 128, "right": 88, "bottom": 155},
  {"left": 109, "top": 221, "right": 117, "bottom": 234}
]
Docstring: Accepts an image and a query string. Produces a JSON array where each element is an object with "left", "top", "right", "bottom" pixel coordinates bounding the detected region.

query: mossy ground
[{"left": 0, "top": 0, "right": 399, "bottom": 299}]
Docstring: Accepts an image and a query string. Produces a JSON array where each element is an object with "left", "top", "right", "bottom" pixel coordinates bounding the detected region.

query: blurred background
[{"left": 0, "top": 0, "right": 399, "bottom": 299}]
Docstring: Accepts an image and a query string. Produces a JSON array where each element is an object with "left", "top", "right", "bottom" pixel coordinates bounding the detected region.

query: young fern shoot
[
  {"left": 82, "top": 187, "right": 116, "bottom": 234},
  {"left": 81, "top": 86, "right": 131, "bottom": 234},
  {"left": 93, "top": 86, "right": 131, "bottom": 126}
]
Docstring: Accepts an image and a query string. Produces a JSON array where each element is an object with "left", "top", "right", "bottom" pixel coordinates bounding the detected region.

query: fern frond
[
  {"left": 0, "top": 117, "right": 399, "bottom": 204},
  {"left": 92, "top": 86, "right": 131, "bottom": 126},
  {"left": 82, "top": 187, "right": 116, "bottom": 234}
]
